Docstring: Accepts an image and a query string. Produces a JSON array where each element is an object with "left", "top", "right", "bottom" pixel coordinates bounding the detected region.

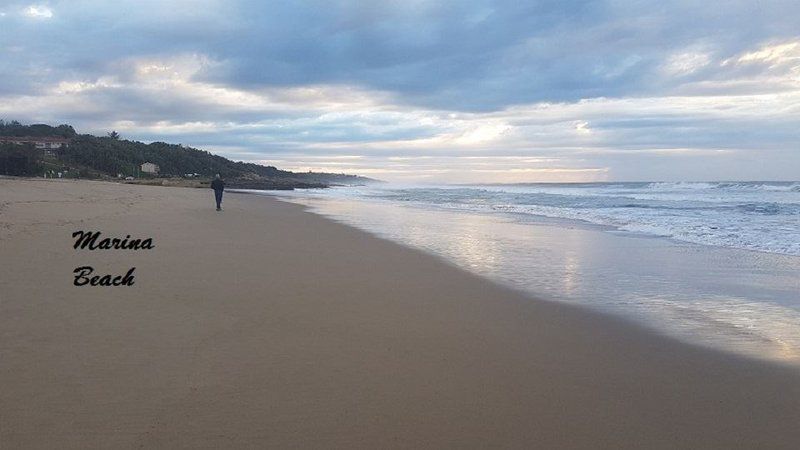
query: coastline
[
  {"left": 267, "top": 189, "right": 800, "bottom": 365},
  {"left": 1, "top": 178, "right": 799, "bottom": 448}
]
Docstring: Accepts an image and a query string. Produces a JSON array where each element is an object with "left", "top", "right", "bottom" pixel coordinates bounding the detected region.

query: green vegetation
[
  {"left": 0, "top": 143, "right": 44, "bottom": 176},
  {"left": 0, "top": 121, "right": 373, "bottom": 188},
  {"left": 0, "top": 120, "right": 77, "bottom": 138}
]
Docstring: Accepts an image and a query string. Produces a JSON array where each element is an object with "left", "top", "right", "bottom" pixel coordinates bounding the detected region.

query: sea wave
[
  {"left": 335, "top": 182, "right": 800, "bottom": 256},
  {"left": 646, "top": 181, "right": 800, "bottom": 192}
]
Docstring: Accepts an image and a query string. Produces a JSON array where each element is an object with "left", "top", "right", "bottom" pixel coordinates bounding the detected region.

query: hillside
[{"left": 0, "top": 121, "right": 374, "bottom": 189}]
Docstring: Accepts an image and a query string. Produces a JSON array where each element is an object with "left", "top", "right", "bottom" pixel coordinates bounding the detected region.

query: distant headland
[{"left": 0, "top": 120, "right": 377, "bottom": 190}]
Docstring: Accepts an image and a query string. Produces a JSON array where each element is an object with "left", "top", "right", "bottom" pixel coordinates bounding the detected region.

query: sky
[{"left": 0, "top": 0, "right": 798, "bottom": 183}]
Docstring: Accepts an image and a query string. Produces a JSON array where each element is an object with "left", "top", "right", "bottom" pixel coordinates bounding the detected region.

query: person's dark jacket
[{"left": 211, "top": 179, "right": 225, "bottom": 191}]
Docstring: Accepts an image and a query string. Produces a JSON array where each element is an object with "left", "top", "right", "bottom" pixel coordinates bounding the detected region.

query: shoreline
[
  {"left": 268, "top": 180, "right": 800, "bottom": 258},
  {"left": 1, "top": 178, "right": 799, "bottom": 448},
  {"left": 266, "top": 189, "right": 800, "bottom": 366}
]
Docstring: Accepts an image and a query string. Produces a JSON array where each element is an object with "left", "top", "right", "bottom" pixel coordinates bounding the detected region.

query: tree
[
  {"left": 0, "top": 143, "right": 43, "bottom": 176},
  {"left": 107, "top": 131, "right": 120, "bottom": 140},
  {"left": 56, "top": 124, "right": 77, "bottom": 138}
]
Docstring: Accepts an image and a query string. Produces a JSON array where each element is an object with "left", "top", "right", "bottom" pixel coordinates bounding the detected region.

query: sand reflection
[{"left": 275, "top": 193, "right": 800, "bottom": 366}]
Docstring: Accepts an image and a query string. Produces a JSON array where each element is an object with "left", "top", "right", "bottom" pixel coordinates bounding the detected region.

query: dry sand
[{"left": 1, "top": 177, "right": 798, "bottom": 449}]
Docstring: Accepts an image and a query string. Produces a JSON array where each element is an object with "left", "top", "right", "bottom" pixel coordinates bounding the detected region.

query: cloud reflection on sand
[{"left": 267, "top": 191, "right": 800, "bottom": 366}]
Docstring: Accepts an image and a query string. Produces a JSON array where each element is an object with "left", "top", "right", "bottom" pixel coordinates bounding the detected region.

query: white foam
[{"left": 309, "top": 182, "right": 800, "bottom": 256}]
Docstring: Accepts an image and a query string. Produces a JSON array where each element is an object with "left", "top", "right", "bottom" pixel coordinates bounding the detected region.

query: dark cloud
[{"left": 2, "top": 0, "right": 798, "bottom": 109}]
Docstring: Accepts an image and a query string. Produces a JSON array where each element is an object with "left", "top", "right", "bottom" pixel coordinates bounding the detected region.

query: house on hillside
[
  {"left": 140, "top": 162, "right": 160, "bottom": 174},
  {"left": 0, "top": 136, "right": 71, "bottom": 149}
]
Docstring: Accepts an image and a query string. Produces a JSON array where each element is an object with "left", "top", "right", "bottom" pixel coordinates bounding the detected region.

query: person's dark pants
[{"left": 214, "top": 189, "right": 223, "bottom": 209}]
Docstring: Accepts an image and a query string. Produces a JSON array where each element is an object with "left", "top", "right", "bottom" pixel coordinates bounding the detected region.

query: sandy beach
[{"left": 1, "top": 177, "right": 798, "bottom": 449}]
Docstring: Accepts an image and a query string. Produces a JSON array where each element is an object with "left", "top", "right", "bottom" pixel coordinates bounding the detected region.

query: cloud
[
  {"left": 0, "top": 1, "right": 798, "bottom": 181},
  {"left": 662, "top": 51, "right": 712, "bottom": 77},
  {"left": 730, "top": 41, "right": 800, "bottom": 66},
  {"left": 23, "top": 5, "right": 53, "bottom": 19}
]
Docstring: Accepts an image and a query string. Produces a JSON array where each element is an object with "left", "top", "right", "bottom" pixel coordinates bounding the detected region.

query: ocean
[{"left": 258, "top": 182, "right": 800, "bottom": 365}]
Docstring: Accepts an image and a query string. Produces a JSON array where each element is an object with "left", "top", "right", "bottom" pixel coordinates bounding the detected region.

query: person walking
[{"left": 211, "top": 173, "right": 225, "bottom": 211}]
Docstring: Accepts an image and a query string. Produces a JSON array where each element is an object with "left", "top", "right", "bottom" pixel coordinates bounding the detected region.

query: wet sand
[{"left": 1, "top": 178, "right": 798, "bottom": 449}]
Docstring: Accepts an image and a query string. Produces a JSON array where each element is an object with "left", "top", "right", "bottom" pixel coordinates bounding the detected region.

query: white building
[{"left": 140, "top": 162, "right": 160, "bottom": 174}]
